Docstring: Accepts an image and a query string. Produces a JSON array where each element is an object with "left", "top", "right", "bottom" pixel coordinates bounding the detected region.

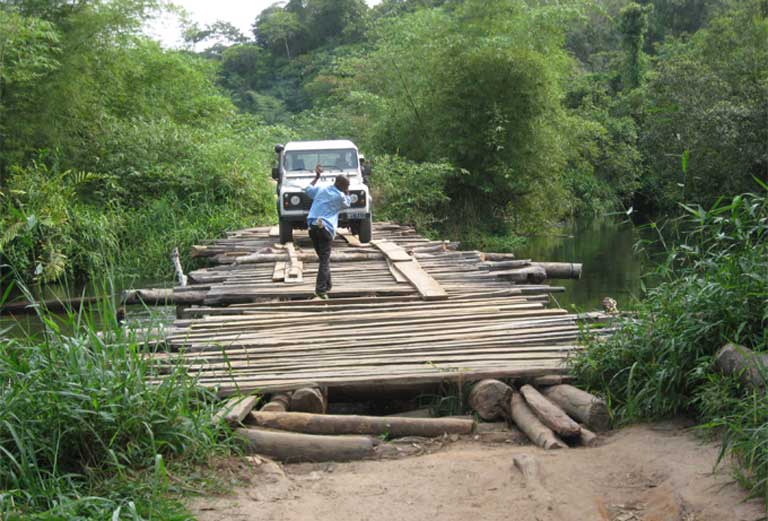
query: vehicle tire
[
  {"left": 279, "top": 219, "right": 293, "bottom": 244},
  {"left": 358, "top": 214, "right": 372, "bottom": 243},
  {"left": 350, "top": 220, "right": 361, "bottom": 235}
]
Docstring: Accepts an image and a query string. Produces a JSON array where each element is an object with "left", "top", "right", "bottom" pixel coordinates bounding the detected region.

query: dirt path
[{"left": 191, "top": 422, "right": 763, "bottom": 521}]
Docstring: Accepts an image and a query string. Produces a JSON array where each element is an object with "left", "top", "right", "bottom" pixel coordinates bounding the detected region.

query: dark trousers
[{"left": 309, "top": 225, "right": 333, "bottom": 295}]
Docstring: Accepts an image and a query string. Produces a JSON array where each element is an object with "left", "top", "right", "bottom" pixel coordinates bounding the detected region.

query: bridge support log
[
  {"left": 248, "top": 411, "right": 474, "bottom": 438},
  {"left": 541, "top": 385, "right": 610, "bottom": 432},
  {"left": 510, "top": 391, "right": 567, "bottom": 450},
  {"left": 468, "top": 379, "right": 513, "bottom": 421},
  {"left": 236, "top": 427, "right": 375, "bottom": 462},
  {"left": 290, "top": 387, "right": 327, "bottom": 414},
  {"left": 520, "top": 384, "right": 581, "bottom": 437}
]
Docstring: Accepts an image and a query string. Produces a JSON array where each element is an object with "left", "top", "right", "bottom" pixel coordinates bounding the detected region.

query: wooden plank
[
  {"left": 268, "top": 225, "right": 280, "bottom": 237},
  {"left": 338, "top": 229, "right": 362, "bottom": 247},
  {"left": 372, "top": 240, "right": 412, "bottom": 262},
  {"left": 394, "top": 260, "right": 448, "bottom": 300},
  {"left": 271, "top": 262, "right": 286, "bottom": 282},
  {"left": 284, "top": 243, "right": 303, "bottom": 283},
  {"left": 212, "top": 395, "right": 259, "bottom": 426},
  {"left": 387, "top": 259, "right": 408, "bottom": 283}
]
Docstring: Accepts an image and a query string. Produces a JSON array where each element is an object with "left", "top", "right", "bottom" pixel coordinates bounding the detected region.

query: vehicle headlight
[
  {"left": 289, "top": 195, "right": 301, "bottom": 206},
  {"left": 350, "top": 193, "right": 359, "bottom": 204}
]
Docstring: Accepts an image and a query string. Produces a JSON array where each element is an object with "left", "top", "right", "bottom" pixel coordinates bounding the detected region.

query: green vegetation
[
  {"left": 1, "top": 0, "right": 765, "bottom": 284},
  {"left": 0, "top": 0, "right": 766, "bottom": 517},
  {"left": 0, "top": 291, "right": 234, "bottom": 519},
  {"left": 574, "top": 187, "right": 768, "bottom": 504},
  {"left": 0, "top": 1, "right": 287, "bottom": 286}
]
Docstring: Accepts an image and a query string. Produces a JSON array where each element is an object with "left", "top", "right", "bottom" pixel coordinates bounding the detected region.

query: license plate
[{"left": 345, "top": 211, "right": 367, "bottom": 219}]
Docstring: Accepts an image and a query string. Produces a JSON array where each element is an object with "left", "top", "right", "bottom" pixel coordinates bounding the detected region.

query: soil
[{"left": 190, "top": 421, "right": 764, "bottom": 521}]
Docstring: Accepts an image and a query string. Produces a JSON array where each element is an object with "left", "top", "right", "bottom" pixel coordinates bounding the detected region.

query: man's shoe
[{"left": 313, "top": 293, "right": 329, "bottom": 301}]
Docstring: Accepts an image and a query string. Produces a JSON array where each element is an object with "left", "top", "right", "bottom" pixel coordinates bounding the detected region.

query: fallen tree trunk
[
  {"left": 468, "top": 379, "right": 513, "bottom": 421},
  {"left": 520, "top": 384, "right": 581, "bottom": 437},
  {"left": 249, "top": 411, "right": 474, "bottom": 438},
  {"left": 509, "top": 392, "right": 567, "bottom": 450},
  {"left": 541, "top": 385, "right": 610, "bottom": 432},
  {"left": 715, "top": 342, "right": 768, "bottom": 388},
  {"left": 236, "top": 427, "right": 375, "bottom": 462}
]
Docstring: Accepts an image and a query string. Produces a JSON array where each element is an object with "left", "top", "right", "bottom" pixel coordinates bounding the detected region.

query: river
[{"left": 517, "top": 217, "right": 657, "bottom": 311}]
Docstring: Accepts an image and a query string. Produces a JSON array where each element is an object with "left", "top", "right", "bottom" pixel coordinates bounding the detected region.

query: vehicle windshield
[{"left": 284, "top": 149, "right": 358, "bottom": 173}]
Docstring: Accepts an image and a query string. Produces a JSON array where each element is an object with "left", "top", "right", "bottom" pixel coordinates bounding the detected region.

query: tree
[
  {"left": 0, "top": 8, "right": 59, "bottom": 185},
  {"left": 638, "top": 0, "right": 768, "bottom": 210},
  {"left": 254, "top": 4, "right": 302, "bottom": 59},
  {"left": 619, "top": 3, "right": 652, "bottom": 90}
]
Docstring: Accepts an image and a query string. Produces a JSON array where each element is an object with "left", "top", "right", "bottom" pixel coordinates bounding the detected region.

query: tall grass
[
  {"left": 573, "top": 187, "right": 768, "bottom": 505},
  {"left": 0, "top": 285, "right": 231, "bottom": 520}
]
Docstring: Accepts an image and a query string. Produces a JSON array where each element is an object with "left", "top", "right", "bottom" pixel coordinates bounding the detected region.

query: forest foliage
[{"left": 0, "top": 0, "right": 766, "bottom": 284}]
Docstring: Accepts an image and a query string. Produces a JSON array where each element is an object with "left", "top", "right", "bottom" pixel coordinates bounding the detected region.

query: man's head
[{"left": 334, "top": 175, "right": 350, "bottom": 193}]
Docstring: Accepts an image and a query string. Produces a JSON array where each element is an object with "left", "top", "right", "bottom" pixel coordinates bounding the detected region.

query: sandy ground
[{"left": 190, "top": 422, "right": 764, "bottom": 521}]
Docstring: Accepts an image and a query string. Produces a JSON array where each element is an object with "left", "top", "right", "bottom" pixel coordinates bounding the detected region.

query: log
[
  {"left": 509, "top": 391, "right": 567, "bottom": 450},
  {"left": 578, "top": 425, "right": 599, "bottom": 447},
  {"left": 290, "top": 387, "right": 327, "bottom": 413},
  {"left": 534, "top": 262, "right": 582, "bottom": 280},
  {"left": 715, "top": 342, "right": 768, "bottom": 388},
  {"left": 531, "top": 374, "right": 573, "bottom": 387},
  {"left": 249, "top": 411, "right": 474, "bottom": 438},
  {"left": 541, "top": 385, "right": 610, "bottom": 432},
  {"left": 497, "top": 266, "right": 547, "bottom": 284},
  {"left": 520, "top": 384, "right": 581, "bottom": 437},
  {"left": 468, "top": 379, "right": 513, "bottom": 421},
  {"left": 261, "top": 393, "right": 291, "bottom": 412},
  {"left": 483, "top": 252, "right": 516, "bottom": 261},
  {"left": 213, "top": 395, "right": 259, "bottom": 426},
  {"left": 236, "top": 427, "right": 376, "bottom": 462}
]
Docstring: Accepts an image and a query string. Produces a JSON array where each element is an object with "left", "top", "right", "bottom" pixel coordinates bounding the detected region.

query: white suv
[{"left": 272, "top": 140, "right": 373, "bottom": 244}]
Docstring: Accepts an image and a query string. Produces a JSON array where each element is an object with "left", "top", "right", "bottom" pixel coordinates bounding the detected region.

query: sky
[{"left": 145, "top": 0, "right": 381, "bottom": 49}]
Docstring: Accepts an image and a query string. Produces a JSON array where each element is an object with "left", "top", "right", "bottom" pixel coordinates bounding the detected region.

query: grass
[
  {"left": 572, "top": 187, "right": 768, "bottom": 507},
  {"left": 0, "top": 282, "right": 236, "bottom": 520}
]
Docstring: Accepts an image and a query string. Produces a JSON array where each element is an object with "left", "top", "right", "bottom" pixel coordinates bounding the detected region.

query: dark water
[
  {"left": 518, "top": 217, "right": 656, "bottom": 312},
  {"left": 0, "top": 279, "right": 176, "bottom": 339}
]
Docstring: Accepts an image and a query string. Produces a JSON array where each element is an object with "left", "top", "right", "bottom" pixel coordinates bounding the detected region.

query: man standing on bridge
[{"left": 305, "top": 164, "right": 351, "bottom": 300}]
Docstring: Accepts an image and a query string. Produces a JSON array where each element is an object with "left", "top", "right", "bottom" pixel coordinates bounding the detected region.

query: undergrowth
[
  {"left": 573, "top": 186, "right": 768, "bottom": 506},
  {"left": 0, "top": 284, "right": 234, "bottom": 520}
]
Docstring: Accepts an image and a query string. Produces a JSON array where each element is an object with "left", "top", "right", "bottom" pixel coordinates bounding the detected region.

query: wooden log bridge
[{"left": 151, "top": 222, "right": 598, "bottom": 396}]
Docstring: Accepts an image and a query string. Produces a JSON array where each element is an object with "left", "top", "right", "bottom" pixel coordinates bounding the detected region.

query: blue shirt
[{"left": 304, "top": 183, "right": 351, "bottom": 239}]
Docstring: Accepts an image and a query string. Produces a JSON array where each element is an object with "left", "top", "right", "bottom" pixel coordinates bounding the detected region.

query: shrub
[
  {"left": 0, "top": 295, "right": 230, "bottom": 519},
  {"left": 573, "top": 188, "right": 768, "bottom": 502}
]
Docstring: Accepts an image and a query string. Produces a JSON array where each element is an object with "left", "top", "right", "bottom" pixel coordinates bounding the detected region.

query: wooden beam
[{"left": 394, "top": 260, "right": 448, "bottom": 300}]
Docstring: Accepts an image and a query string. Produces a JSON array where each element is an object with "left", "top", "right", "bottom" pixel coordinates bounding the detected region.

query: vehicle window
[{"left": 284, "top": 149, "right": 358, "bottom": 171}]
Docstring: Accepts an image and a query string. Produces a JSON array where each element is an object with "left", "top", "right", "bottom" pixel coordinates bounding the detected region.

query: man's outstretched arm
[{"left": 305, "top": 164, "right": 323, "bottom": 198}]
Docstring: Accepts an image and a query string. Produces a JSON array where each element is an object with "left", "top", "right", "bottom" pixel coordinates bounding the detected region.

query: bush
[
  {"left": 573, "top": 188, "right": 768, "bottom": 502},
  {"left": 370, "top": 155, "right": 453, "bottom": 231},
  {"left": 0, "top": 296, "right": 231, "bottom": 519}
]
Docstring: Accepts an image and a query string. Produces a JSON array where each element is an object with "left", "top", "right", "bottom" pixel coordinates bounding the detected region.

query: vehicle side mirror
[{"left": 271, "top": 167, "right": 280, "bottom": 180}]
